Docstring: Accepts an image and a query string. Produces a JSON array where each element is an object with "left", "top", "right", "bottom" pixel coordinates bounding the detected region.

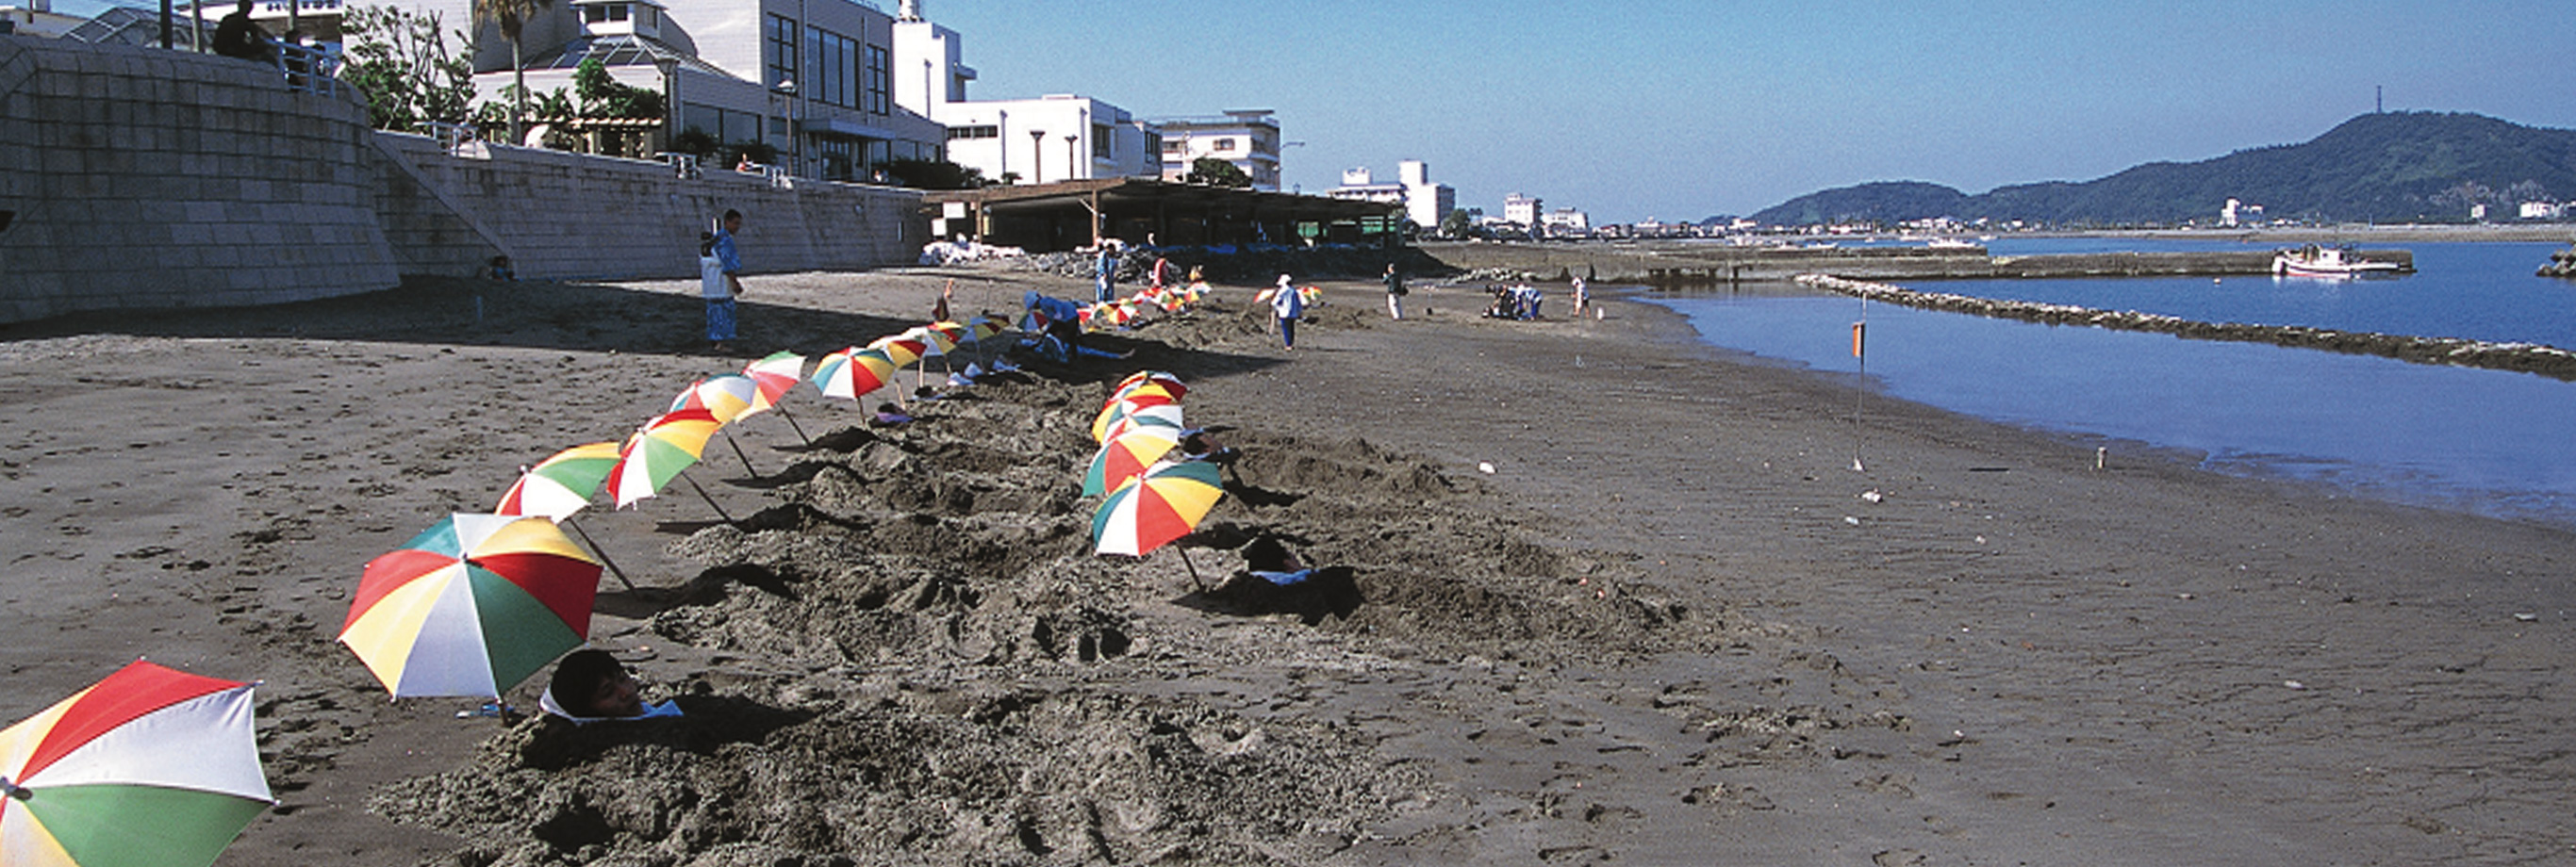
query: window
[
  {"left": 947, "top": 125, "right": 997, "bottom": 139},
  {"left": 806, "top": 28, "right": 854, "bottom": 108},
  {"left": 865, "top": 44, "right": 889, "bottom": 115},
  {"left": 1092, "top": 123, "right": 1113, "bottom": 160},
  {"left": 765, "top": 14, "right": 796, "bottom": 90},
  {"left": 1214, "top": 138, "right": 1236, "bottom": 153}
]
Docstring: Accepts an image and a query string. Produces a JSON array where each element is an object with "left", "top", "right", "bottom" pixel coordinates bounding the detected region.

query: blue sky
[
  {"left": 926, "top": 0, "right": 2575, "bottom": 223},
  {"left": 69, "top": 0, "right": 2572, "bottom": 222}
]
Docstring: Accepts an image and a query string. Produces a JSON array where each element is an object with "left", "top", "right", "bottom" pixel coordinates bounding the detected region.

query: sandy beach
[{"left": 3, "top": 261, "right": 2571, "bottom": 866}]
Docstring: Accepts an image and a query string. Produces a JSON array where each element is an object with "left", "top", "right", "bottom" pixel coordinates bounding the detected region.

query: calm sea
[{"left": 1648, "top": 237, "right": 2576, "bottom": 528}]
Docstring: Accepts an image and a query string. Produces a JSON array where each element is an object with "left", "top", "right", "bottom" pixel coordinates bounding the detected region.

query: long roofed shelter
[{"left": 925, "top": 179, "right": 1404, "bottom": 253}]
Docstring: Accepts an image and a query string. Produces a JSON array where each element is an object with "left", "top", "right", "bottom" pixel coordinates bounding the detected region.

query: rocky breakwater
[
  {"left": 2541, "top": 244, "right": 2576, "bottom": 278},
  {"left": 1798, "top": 274, "right": 2576, "bottom": 381}
]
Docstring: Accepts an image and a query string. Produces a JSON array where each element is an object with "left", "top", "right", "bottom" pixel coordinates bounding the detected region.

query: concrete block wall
[
  {"left": 372, "top": 134, "right": 928, "bottom": 281},
  {"left": 0, "top": 36, "right": 401, "bottom": 323}
]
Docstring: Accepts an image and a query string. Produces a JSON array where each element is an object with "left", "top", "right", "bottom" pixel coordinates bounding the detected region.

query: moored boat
[{"left": 2273, "top": 244, "right": 2404, "bottom": 277}]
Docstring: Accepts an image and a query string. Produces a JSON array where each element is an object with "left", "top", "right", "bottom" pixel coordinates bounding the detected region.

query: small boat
[
  {"left": 1924, "top": 237, "right": 1981, "bottom": 250},
  {"left": 2273, "top": 244, "right": 2403, "bottom": 278}
]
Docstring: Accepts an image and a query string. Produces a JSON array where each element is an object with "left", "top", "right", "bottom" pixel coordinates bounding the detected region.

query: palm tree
[{"left": 473, "top": 0, "right": 553, "bottom": 144}]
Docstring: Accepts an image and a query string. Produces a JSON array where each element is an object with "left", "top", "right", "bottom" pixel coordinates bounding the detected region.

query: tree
[
  {"left": 1438, "top": 207, "right": 1481, "bottom": 238},
  {"left": 1184, "top": 156, "right": 1251, "bottom": 188},
  {"left": 473, "top": 0, "right": 555, "bottom": 144},
  {"left": 573, "top": 57, "right": 663, "bottom": 120},
  {"left": 341, "top": 5, "right": 474, "bottom": 132}
]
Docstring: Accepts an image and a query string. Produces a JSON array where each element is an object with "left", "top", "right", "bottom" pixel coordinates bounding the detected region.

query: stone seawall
[
  {"left": 0, "top": 36, "right": 401, "bottom": 322},
  {"left": 0, "top": 37, "right": 928, "bottom": 324},
  {"left": 1798, "top": 274, "right": 2576, "bottom": 382},
  {"left": 372, "top": 135, "right": 927, "bottom": 281}
]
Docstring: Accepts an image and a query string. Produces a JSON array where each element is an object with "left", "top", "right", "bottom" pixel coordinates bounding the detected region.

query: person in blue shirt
[
  {"left": 702, "top": 209, "right": 745, "bottom": 351},
  {"left": 1095, "top": 243, "right": 1120, "bottom": 303}
]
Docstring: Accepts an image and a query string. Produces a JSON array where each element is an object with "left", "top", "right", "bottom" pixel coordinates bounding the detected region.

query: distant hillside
[{"left": 1748, "top": 112, "right": 2576, "bottom": 226}]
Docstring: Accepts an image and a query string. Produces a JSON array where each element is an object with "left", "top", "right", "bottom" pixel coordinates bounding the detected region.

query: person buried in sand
[{"left": 542, "top": 648, "right": 684, "bottom": 723}]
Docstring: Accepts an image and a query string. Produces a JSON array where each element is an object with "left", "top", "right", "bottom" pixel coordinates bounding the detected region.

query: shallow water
[{"left": 1649, "top": 239, "right": 2576, "bottom": 528}]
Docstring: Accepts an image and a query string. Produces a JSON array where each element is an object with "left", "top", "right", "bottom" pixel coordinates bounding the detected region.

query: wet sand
[{"left": 1, "top": 266, "right": 2570, "bottom": 865}]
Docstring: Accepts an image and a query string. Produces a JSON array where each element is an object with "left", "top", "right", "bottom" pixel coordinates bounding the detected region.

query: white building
[
  {"left": 1325, "top": 159, "right": 1453, "bottom": 230},
  {"left": 1503, "top": 193, "right": 1542, "bottom": 228},
  {"left": 1539, "top": 206, "right": 1589, "bottom": 236},
  {"left": 886, "top": 3, "right": 1157, "bottom": 186},
  {"left": 2519, "top": 201, "right": 2567, "bottom": 221},
  {"left": 928, "top": 94, "right": 1160, "bottom": 185},
  {"left": 1155, "top": 109, "right": 1282, "bottom": 191}
]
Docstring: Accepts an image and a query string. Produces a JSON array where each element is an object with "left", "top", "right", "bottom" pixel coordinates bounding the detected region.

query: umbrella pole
[
  {"left": 722, "top": 430, "right": 760, "bottom": 479},
  {"left": 775, "top": 403, "right": 813, "bottom": 447},
  {"left": 1175, "top": 547, "right": 1206, "bottom": 593},
  {"left": 563, "top": 516, "right": 637, "bottom": 592},
  {"left": 680, "top": 472, "right": 736, "bottom": 525}
]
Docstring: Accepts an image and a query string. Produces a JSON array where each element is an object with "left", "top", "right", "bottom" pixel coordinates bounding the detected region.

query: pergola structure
[{"left": 924, "top": 179, "right": 1404, "bottom": 253}]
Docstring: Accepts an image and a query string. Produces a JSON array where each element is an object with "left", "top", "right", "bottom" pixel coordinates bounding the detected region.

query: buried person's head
[{"left": 548, "top": 648, "right": 644, "bottom": 718}]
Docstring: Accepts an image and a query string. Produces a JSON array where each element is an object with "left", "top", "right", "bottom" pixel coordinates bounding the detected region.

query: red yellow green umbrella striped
[
  {"left": 1092, "top": 460, "right": 1226, "bottom": 557},
  {"left": 741, "top": 352, "right": 806, "bottom": 414},
  {"left": 494, "top": 441, "right": 621, "bottom": 522},
  {"left": 669, "top": 373, "right": 762, "bottom": 424},
  {"left": 1093, "top": 396, "right": 1183, "bottom": 444},
  {"left": 0, "top": 660, "right": 272, "bottom": 867},
  {"left": 1084, "top": 424, "right": 1183, "bottom": 497},
  {"left": 812, "top": 346, "right": 900, "bottom": 401},
  {"left": 1113, "top": 370, "right": 1188, "bottom": 402},
  {"left": 339, "top": 514, "right": 602, "bottom": 698},
  {"left": 866, "top": 335, "right": 927, "bottom": 368},
  {"left": 605, "top": 408, "right": 721, "bottom": 508}
]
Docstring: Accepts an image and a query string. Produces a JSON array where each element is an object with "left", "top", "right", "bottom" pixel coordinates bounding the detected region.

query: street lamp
[
  {"left": 1063, "top": 133, "right": 1078, "bottom": 182},
  {"left": 1028, "top": 128, "right": 1046, "bottom": 183},
  {"left": 996, "top": 109, "right": 1008, "bottom": 183},
  {"left": 775, "top": 78, "right": 798, "bottom": 177}
]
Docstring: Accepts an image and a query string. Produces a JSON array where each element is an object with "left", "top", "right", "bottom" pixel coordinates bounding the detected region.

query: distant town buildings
[
  {"left": 1154, "top": 109, "right": 1283, "bottom": 191},
  {"left": 1325, "top": 160, "right": 1453, "bottom": 230},
  {"left": 1539, "top": 207, "right": 1590, "bottom": 236},
  {"left": 2521, "top": 201, "right": 2569, "bottom": 221},
  {"left": 1502, "top": 193, "right": 1542, "bottom": 229}
]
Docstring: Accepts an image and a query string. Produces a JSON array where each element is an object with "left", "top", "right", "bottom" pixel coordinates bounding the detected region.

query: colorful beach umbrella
[
  {"left": 1084, "top": 425, "right": 1183, "bottom": 497},
  {"left": 1114, "top": 370, "right": 1188, "bottom": 402},
  {"left": 742, "top": 352, "right": 806, "bottom": 412},
  {"left": 1093, "top": 398, "right": 1184, "bottom": 444},
  {"left": 669, "top": 373, "right": 762, "bottom": 424},
  {"left": 866, "top": 335, "right": 927, "bottom": 368},
  {"left": 899, "top": 324, "right": 959, "bottom": 356},
  {"left": 1092, "top": 460, "right": 1226, "bottom": 557},
  {"left": 339, "top": 514, "right": 603, "bottom": 698},
  {"left": 495, "top": 441, "right": 621, "bottom": 522},
  {"left": 812, "top": 346, "right": 900, "bottom": 401},
  {"left": 605, "top": 408, "right": 721, "bottom": 508},
  {"left": 0, "top": 660, "right": 272, "bottom": 867}
]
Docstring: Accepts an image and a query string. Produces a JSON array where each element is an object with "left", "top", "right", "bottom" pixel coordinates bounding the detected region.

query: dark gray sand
[{"left": 1, "top": 266, "right": 2569, "bottom": 866}]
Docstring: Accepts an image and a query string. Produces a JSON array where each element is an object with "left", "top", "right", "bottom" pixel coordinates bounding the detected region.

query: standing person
[
  {"left": 1382, "top": 262, "right": 1407, "bottom": 320},
  {"left": 702, "top": 209, "right": 745, "bottom": 352},
  {"left": 1570, "top": 274, "right": 1590, "bottom": 318},
  {"left": 1270, "top": 274, "right": 1306, "bottom": 351},
  {"left": 1094, "top": 243, "right": 1120, "bottom": 303},
  {"left": 1150, "top": 254, "right": 1174, "bottom": 292}
]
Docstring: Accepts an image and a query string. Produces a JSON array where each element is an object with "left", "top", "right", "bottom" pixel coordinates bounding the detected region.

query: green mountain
[{"left": 1748, "top": 112, "right": 2576, "bottom": 226}]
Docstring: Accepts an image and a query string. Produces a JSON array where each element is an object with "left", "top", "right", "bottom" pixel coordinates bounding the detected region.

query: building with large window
[
  {"left": 1155, "top": 109, "right": 1282, "bottom": 192},
  {"left": 375, "top": 0, "right": 948, "bottom": 182}
]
